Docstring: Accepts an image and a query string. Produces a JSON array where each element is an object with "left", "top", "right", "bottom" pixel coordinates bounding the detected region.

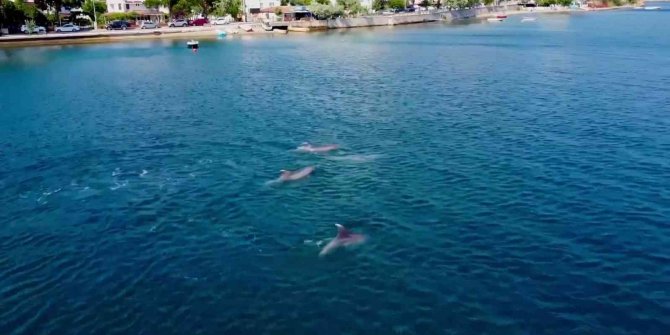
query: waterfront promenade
[{"left": 0, "top": 4, "right": 626, "bottom": 47}]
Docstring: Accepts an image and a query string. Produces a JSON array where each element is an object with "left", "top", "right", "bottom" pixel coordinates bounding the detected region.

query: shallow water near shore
[{"left": 1, "top": 6, "right": 670, "bottom": 335}]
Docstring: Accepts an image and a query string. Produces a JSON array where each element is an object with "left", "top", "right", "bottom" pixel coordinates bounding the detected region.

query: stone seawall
[{"left": 288, "top": 5, "right": 521, "bottom": 31}]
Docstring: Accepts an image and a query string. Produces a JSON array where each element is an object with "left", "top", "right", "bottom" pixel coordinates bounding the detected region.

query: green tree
[
  {"left": 372, "top": 0, "right": 385, "bottom": 10},
  {"left": 308, "top": 3, "right": 344, "bottom": 19},
  {"left": 83, "top": 0, "right": 107, "bottom": 21},
  {"left": 280, "top": 0, "right": 289, "bottom": 5},
  {"left": 337, "top": 0, "right": 364, "bottom": 14},
  {"left": 1, "top": 0, "right": 27, "bottom": 31},
  {"left": 172, "top": 0, "right": 194, "bottom": 16},
  {"left": 313, "top": 0, "right": 330, "bottom": 4},
  {"left": 213, "top": 0, "right": 241, "bottom": 19},
  {"left": 144, "top": 0, "right": 178, "bottom": 18},
  {"left": 144, "top": 0, "right": 169, "bottom": 9},
  {"left": 196, "top": 0, "right": 215, "bottom": 17},
  {"left": 388, "top": 0, "right": 405, "bottom": 9},
  {"left": 483, "top": 0, "right": 494, "bottom": 5},
  {"left": 418, "top": 0, "right": 431, "bottom": 7},
  {"left": 446, "top": 0, "right": 477, "bottom": 9},
  {"left": 290, "top": 0, "right": 312, "bottom": 5}
]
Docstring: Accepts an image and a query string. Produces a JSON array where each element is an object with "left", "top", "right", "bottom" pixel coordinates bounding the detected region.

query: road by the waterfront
[{"left": 0, "top": 25, "right": 224, "bottom": 41}]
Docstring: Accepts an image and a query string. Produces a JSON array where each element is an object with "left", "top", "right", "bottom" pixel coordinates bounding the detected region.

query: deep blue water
[{"left": 1, "top": 7, "right": 670, "bottom": 335}]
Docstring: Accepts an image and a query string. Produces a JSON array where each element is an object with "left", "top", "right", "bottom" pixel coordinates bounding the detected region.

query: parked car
[
  {"left": 139, "top": 21, "right": 159, "bottom": 29},
  {"left": 55, "top": 23, "right": 80, "bottom": 32},
  {"left": 20, "top": 25, "right": 46, "bottom": 34},
  {"left": 168, "top": 19, "right": 189, "bottom": 27},
  {"left": 106, "top": 20, "right": 130, "bottom": 30},
  {"left": 190, "top": 18, "right": 209, "bottom": 26},
  {"left": 211, "top": 16, "right": 232, "bottom": 25}
]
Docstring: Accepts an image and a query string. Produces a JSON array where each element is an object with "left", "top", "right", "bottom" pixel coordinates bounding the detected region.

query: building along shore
[{"left": 0, "top": 4, "right": 635, "bottom": 48}]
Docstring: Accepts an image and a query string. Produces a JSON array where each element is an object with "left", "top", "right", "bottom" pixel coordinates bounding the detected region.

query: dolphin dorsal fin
[{"left": 335, "top": 224, "right": 351, "bottom": 238}]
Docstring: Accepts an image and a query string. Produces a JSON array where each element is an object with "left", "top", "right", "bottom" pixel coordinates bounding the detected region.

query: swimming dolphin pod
[
  {"left": 319, "top": 224, "right": 366, "bottom": 257},
  {"left": 296, "top": 142, "right": 339, "bottom": 153},
  {"left": 278, "top": 166, "right": 315, "bottom": 182}
]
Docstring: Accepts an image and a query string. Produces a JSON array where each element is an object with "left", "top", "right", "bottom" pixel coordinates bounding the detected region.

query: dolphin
[
  {"left": 278, "top": 166, "right": 315, "bottom": 182},
  {"left": 319, "top": 224, "right": 366, "bottom": 257},
  {"left": 296, "top": 142, "right": 339, "bottom": 153}
]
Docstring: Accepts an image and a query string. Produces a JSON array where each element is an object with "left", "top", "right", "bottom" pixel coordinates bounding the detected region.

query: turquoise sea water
[{"left": 1, "top": 7, "right": 670, "bottom": 335}]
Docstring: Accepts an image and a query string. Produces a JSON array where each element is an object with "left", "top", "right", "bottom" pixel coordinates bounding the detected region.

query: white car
[
  {"left": 20, "top": 25, "right": 46, "bottom": 34},
  {"left": 211, "top": 17, "right": 232, "bottom": 25},
  {"left": 140, "top": 21, "right": 159, "bottom": 29},
  {"left": 55, "top": 23, "right": 80, "bottom": 32},
  {"left": 168, "top": 19, "right": 189, "bottom": 28}
]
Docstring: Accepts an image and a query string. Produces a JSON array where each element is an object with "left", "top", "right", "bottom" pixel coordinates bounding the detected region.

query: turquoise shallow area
[{"left": 1, "top": 7, "right": 669, "bottom": 335}]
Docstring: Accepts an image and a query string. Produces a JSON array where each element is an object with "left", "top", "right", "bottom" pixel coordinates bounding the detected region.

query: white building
[
  {"left": 105, "top": 0, "right": 168, "bottom": 15},
  {"left": 243, "top": 0, "right": 280, "bottom": 21}
]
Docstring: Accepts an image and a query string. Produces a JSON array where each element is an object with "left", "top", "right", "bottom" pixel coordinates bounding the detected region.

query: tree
[
  {"left": 280, "top": 0, "right": 289, "bottom": 5},
  {"left": 144, "top": 0, "right": 177, "bottom": 18},
  {"left": 144, "top": 0, "right": 169, "bottom": 9},
  {"left": 194, "top": 0, "right": 215, "bottom": 18},
  {"left": 483, "top": 0, "right": 493, "bottom": 5},
  {"left": 213, "top": 0, "right": 241, "bottom": 19},
  {"left": 172, "top": 0, "right": 195, "bottom": 16},
  {"left": 445, "top": 0, "right": 477, "bottom": 9},
  {"left": 290, "top": 0, "right": 312, "bottom": 5},
  {"left": 372, "top": 0, "right": 385, "bottom": 10},
  {"left": 313, "top": 0, "right": 330, "bottom": 3},
  {"left": 1, "top": 0, "right": 27, "bottom": 32},
  {"left": 388, "top": 0, "right": 405, "bottom": 9},
  {"left": 337, "top": 0, "right": 364, "bottom": 15},
  {"left": 418, "top": 0, "right": 431, "bottom": 7},
  {"left": 82, "top": 0, "right": 107, "bottom": 20},
  {"left": 308, "top": 3, "right": 344, "bottom": 19}
]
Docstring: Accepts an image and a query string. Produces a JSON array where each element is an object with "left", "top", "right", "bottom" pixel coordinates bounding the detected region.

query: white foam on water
[
  {"left": 110, "top": 180, "right": 128, "bottom": 191},
  {"left": 326, "top": 154, "right": 383, "bottom": 163},
  {"left": 42, "top": 187, "right": 62, "bottom": 196},
  {"left": 264, "top": 178, "right": 282, "bottom": 187},
  {"left": 139, "top": 170, "right": 148, "bottom": 177}
]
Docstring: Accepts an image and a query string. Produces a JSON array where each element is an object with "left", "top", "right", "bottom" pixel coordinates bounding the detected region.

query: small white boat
[
  {"left": 487, "top": 17, "right": 504, "bottom": 22},
  {"left": 186, "top": 40, "right": 199, "bottom": 49},
  {"left": 644, "top": 6, "right": 661, "bottom": 10},
  {"left": 521, "top": 17, "right": 537, "bottom": 22}
]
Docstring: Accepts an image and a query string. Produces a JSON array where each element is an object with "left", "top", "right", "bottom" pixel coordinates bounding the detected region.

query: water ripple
[{"left": 2, "top": 11, "right": 670, "bottom": 335}]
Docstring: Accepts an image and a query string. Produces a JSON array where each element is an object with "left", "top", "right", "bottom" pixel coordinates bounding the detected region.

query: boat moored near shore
[{"left": 186, "top": 40, "right": 199, "bottom": 49}]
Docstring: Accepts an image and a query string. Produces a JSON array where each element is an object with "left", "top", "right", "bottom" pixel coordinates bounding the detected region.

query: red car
[{"left": 190, "top": 18, "right": 209, "bottom": 26}]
